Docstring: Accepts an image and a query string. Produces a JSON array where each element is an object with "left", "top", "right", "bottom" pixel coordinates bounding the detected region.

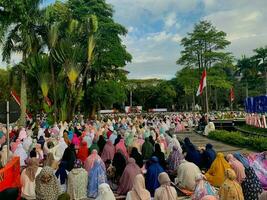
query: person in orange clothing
[{"left": 205, "top": 152, "right": 231, "bottom": 187}]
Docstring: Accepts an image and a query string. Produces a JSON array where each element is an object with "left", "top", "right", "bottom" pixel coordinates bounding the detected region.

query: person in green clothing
[
  {"left": 89, "top": 139, "right": 99, "bottom": 153},
  {"left": 142, "top": 137, "right": 154, "bottom": 160}
]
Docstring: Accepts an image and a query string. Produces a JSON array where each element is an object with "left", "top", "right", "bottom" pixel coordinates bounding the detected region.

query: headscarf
[
  {"left": 128, "top": 174, "right": 150, "bottom": 200},
  {"left": 142, "top": 137, "right": 154, "bottom": 160},
  {"left": 115, "top": 138, "right": 128, "bottom": 159},
  {"left": 226, "top": 154, "right": 246, "bottom": 183},
  {"left": 167, "top": 145, "right": 184, "bottom": 171},
  {"left": 203, "top": 144, "right": 216, "bottom": 169},
  {"left": 55, "top": 161, "right": 68, "bottom": 185},
  {"left": 54, "top": 138, "right": 68, "bottom": 161},
  {"left": 117, "top": 158, "right": 142, "bottom": 195},
  {"left": 84, "top": 149, "right": 101, "bottom": 174},
  {"left": 35, "top": 166, "right": 61, "bottom": 200},
  {"left": 168, "top": 135, "right": 182, "bottom": 154},
  {"left": 146, "top": 156, "right": 164, "bottom": 196},
  {"left": 247, "top": 152, "right": 267, "bottom": 189},
  {"left": 191, "top": 174, "right": 217, "bottom": 200},
  {"left": 44, "top": 153, "right": 56, "bottom": 168},
  {"left": 218, "top": 168, "right": 244, "bottom": 200},
  {"left": 95, "top": 183, "right": 116, "bottom": 200},
  {"left": 205, "top": 153, "right": 231, "bottom": 187},
  {"left": 97, "top": 135, "right": 106, "bottom": 154},
  {"left": 67, "top": 160, "right": 88, "bottom": 200},
  {"left": 233, "top": 152, "right": 250, "bottom": 169},
  {"left": 114, "top": 134, "right": 122, "bottom": 146},
  {"left": 241, "top": 166, "right": 262, "bottom": 200},
  {"left": 130, "top": 147, "right": 144, "bottom": 168},
  {"left": 152, "top": 143, "right": 166, "bottom": 168},
  {"left": 156, "top": 172, "right": 177, "bottom": 200},
  {"left": 19, "top": 128, "right": 27, "bottom": 140},
  {"left": 101, "top": 140, "right": 115, "bottom": 163},
  {"left": 77, "top": 141, "right": 89, "bottom": 162},
  {"left": 87, "top": 159, "right": 107, "bottom": 198},
  {"left": 14, "top": 143, "right": 27, "bottom": 166},
  {"left": 37, "top": 136, "right": 45, "bottom": 149},
  {"left": 112, "top": 150, "right": 127, "bottom": 178},
  {"left": 25, "top": 158, "right": 40, "bottom": 182},
  {"left": 184, "top": 142, "right": 201, "bottom": 167},
  {"left": 176, "top": 160, "right": 201, "bottom": 191},
  {"left": 11, "top": 139, "right": 21, "bottom": 153},
  {"left": 61, "top": 143, "right": 76, "bottom": 171},
  {"left": 89, "top": 139, "right": 100, "bottom": 153}
]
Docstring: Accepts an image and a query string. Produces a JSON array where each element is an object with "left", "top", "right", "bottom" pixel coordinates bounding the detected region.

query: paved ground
[{"left": 175, "top": 131, "right": 253, "bottom": 155}]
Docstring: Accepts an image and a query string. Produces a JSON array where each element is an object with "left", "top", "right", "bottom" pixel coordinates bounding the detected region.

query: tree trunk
[
  {"left": 50, "top": 57, "right": 58, "bottom": 122},
  {"left": 192, "top": 93, "right": 195, "bottom": 111},
  {"left": 215, "top": 87, "right": 218, "bottom": 110},
  {"left": 19, "top": 71, "right": 27, "bottom": 126}
]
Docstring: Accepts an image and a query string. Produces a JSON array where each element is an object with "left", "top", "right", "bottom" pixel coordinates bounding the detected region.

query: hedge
[
  {"left": 208, "top": 130, "right": 267, "bottom": 152},
  {"left": 237, "top": 125, "right": 267, "bottom": 135}
]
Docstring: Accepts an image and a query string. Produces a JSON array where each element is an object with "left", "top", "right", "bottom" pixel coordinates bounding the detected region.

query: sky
[{"left": 1, "top": 0, "right": 267, "bottom": 79}]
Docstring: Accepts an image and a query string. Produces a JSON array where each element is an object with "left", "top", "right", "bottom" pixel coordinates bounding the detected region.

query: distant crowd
[{"left": 0, "top": 113, "right": 266, "bottom": 200}]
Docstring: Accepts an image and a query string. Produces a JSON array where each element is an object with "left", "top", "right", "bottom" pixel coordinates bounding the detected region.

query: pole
[
  {"left": 6, "top": 101, "right": 9, "bottom": 160},
  {"left": 130, "top": 90, "right": 133, "bottom": 107},
  {"left": 205, "top": 85, "right": 209, "bottom": 114}
]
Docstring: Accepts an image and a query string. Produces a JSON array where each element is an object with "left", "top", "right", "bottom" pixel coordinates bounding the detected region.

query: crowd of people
[{"left": 0, "top": 113, "right": 266, "bottom": 200}]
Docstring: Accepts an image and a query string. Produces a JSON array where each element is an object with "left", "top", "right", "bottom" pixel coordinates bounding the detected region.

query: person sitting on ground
[
  {"left": 201, "top": 144, "right": 216, "bottom": 170},
  {"left": 96, "top": 183, "right": 116, "bottom": 200},
  {"left": 146, "top": 156, "right": 164, "bottom": 197},
  {"left": 130, "top": 147, "right": 144, "bottom": 168},
  {"left": 226, "top": 154, "right": 246, "bottom": 184},
  {"left": 20, "top": 158, "right": 42, "bottom": 200},
  {"left": 154, "top": 172, "right": 177, "bottom": 200},
  {"left": 142, "top": 137, "right": 154, "bottom": 160},
  {"left": 126, "top": 174, "right": 151, "bottom": 200},
  {"left": 117, "top": 158, "right": 142, "bottom": 195},
  {"left": 205, "top": 153, "right": 231, "bottom": 187},
  {"left": 203, "top": 122, "right": 215, "bottom": 136},
  {"left": 191, "top": 173, "right": 217, "bottom": 200},
  {"left": 176, "top": 159, "right": 201, "bottom": 191},
  {"left": 219, "top": 168, "right": 244, "bottom": 200},
  {"left": 67, "top": 159, "right": 88, "bottom": 200},
  {"left": 152, "top": 143, "right": 166, "bottom": 169}
]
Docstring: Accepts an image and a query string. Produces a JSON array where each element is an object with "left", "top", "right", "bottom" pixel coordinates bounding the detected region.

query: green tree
[
  {"left": 0, "top": 0, "right": 43, "bottom": 125},
  {"left": 253, "top": 46, "right": 267, "bottom": 95},
  {"left": 177, "top": 20, "right": 231, "bottom": 70}
]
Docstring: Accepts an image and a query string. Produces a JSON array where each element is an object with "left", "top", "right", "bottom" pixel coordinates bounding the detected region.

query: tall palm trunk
[
  {"left": 50, "top": 58, "right": 57, "bottom": 121},
  {"left": 19, "top": 71, "right": 27, "bottom": 126}
]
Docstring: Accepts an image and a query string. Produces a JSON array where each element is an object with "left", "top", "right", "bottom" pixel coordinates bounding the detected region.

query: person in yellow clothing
[
  {"left": 219, "top": 168, "right": 244, "bottom": 200},
  {"left": 205, "top": 153, "right": 231, "bottom": 187}
]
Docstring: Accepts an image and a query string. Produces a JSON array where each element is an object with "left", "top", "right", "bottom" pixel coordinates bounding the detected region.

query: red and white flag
[
  {"left": 10, "top": 90, "right": 32, "bottom": 119},
  {"left": 230, "top": 88, "right": 235, "bottom": 102},
  {"left": 196, "top": 69, "right": 207, "bottom": 96}
]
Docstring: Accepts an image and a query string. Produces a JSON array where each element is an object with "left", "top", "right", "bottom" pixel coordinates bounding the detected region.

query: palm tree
[{"left": 0, "top": 0, "right": 43, "bottom": 125}]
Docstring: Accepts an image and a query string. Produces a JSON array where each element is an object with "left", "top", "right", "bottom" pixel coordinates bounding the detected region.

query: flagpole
[{"left": 205, "top": 85, "right": 209, "bottom": 114}]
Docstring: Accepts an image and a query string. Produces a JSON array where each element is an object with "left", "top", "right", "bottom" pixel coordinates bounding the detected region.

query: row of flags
[{"left": 196, "top": 69, "right": 235, "bottom": 102}]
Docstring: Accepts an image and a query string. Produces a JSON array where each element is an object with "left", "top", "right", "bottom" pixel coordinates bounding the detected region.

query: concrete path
[{"left": 175, "top": 131, "right": 253, "bottom": 155}]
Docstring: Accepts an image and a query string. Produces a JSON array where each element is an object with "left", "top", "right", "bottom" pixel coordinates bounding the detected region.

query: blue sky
[{"left": 2, "top": 0, "right": 267, "bottom": 79}]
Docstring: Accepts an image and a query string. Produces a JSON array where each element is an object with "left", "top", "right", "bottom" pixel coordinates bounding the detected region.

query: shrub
[{"left": 208, "top": 130, "right": 267, "bottom": 152}]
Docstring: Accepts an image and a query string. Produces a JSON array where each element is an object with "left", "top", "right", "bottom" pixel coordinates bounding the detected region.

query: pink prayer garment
[{"left": 262, "top": 115, "right": 267, "bottom": 128}]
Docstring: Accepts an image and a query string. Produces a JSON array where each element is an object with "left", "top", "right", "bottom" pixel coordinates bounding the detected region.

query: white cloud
[
  {"left": 203, "top": 2, "right": 267, "bottom": 57},
  {"left": 165, "top": 12, "right": 176, "bottom": 28}
]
